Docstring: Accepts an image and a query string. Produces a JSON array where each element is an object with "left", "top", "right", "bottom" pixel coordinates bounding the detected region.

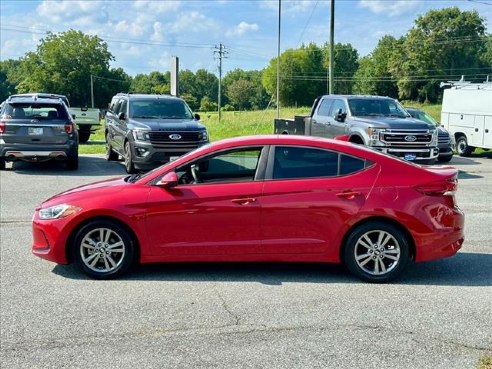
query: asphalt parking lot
[{"left": 1, "top": 154, "right": 491, "bottom": 369}]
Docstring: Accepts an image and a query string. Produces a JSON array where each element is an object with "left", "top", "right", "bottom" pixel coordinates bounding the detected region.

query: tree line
[{"left": 1, "top": 7, "right": 491, "bottom": 110}]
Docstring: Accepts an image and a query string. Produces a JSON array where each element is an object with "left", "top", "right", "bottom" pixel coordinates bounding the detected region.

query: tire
[
  {"left": 105, "top": 134, "right": 119, "bottom": 161},
  {"left": 343, "top": 221, "right": 410, "bottom": 283},
  {"left": 124, "top": 141, "right": 136, "bottom": 174},
  {"left": 437, "top": 154, "right": 453, "bottom": 163},
  {"left": 73, "top": 220, "right": 135, "bottom": 279},
  {"left": 0, "top": 157, "right": 5, "bottom": 170},
  {"left": 66, "top": 151, "right": 79, "bottom": 170},
  {"left": 456, "top": 135, "right": 474, "bottom": 157},
  {"left": 78, "top": 130, "right": 91, "bottom": 143}
]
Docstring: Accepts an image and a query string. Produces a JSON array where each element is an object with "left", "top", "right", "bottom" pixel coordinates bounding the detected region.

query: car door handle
[
  {"left": 231, "top": 198, "right": 256, "bottom": 205},
  {"left": 336, "top": 191, "right": 361, "bottom": 200}
]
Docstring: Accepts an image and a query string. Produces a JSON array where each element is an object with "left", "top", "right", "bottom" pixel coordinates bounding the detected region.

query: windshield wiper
[
  {"left": 127, "top": 173, "right": 142, "bottom": 183},
  {"left": 133, "top": 115, "right": 157, "bottom": 119}
]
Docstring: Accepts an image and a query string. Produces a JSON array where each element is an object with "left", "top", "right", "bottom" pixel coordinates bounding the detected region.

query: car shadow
[
  {"left": 51, "top": 252, "right": 492, "bottom": 287},
  {"left": 6, "top": 155, "right": 127, "bottom": 176}
]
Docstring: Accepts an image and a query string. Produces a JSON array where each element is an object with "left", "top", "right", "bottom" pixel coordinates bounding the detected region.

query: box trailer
[{"left": 440, "top": 79, "right": 492, "bottom": 156}]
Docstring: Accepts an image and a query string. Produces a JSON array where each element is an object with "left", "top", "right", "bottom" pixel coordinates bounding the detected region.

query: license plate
[
  {"left": 169, "top": 156, "right": 179, "bottom": 162},
  {"left": 404, "top": 154, "right": 417, "bottom": 161},
  {"left": 28, "top": 127, "right": 43, "bottom": 135}
]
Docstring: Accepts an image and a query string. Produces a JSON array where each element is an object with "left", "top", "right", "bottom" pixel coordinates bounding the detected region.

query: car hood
[
  {"left": 351, "top": 116, "right": 434, "bottom": 130},
  {"left": 129, "top": 118, "right": 206, "bottom": 131},
  {"left": 39, "top": 177, "right": 128, "bottom": 206}
]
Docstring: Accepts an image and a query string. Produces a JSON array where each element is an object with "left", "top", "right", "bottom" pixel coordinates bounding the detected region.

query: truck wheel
[
  {"left": 78, "top": 130, "right": 91, "bottom": 143},
  {"left": 343, "top": 221, "right": 410, "bottom": 283},
  {"left": 0, "top": 157, "right": 5, "bottom": 170},
  {"left": 124, "top": 141, "right": 136, "bottom": 174},
  {"left": 456, "top": 135, "right": 474, "bottom": 157},
  {"left": 437, "top": 154, "right": 453, "bottom": 163}
]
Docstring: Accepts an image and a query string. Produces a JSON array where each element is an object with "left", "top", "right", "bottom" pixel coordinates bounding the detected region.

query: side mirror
[
  {"left": 156, "top": 172, "right": 179, "bottom": 189},
  {"left": 118, "top": 112, "right": 126, "bottom": 120},
  {"left": 335, "top": 109, "right": 347, "bottom": 122},
  {"left": 194, "top": 113, "right": 201, "bottom": 121}
]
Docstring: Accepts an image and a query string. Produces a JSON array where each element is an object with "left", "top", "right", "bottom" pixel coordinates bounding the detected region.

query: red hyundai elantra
[{"left": 32, "top": 135, "right": 464, "bottom": 282}]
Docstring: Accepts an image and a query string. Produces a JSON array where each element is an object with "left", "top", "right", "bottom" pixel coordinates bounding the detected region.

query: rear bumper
[{"left": 1, "top": 142, "right": 77, "bottom": 162}]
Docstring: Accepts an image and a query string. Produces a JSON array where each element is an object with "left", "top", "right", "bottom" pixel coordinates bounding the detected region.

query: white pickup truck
[{"left": 67, "top": 106, "right": 102, "bottom": 143}]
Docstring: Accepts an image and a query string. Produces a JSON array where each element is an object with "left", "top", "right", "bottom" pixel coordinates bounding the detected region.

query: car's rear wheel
[
  {"left": 105, "top": 134, "right": 119, "bottom": 161},
  {"left": 456, "top": 135, "right": 474, "bottom": 157},
  {"left": 66, "top": 151, "right": 79, "bottom": 170},
  {"left": 73, "top": 220, "right": 135, "bottom": 279},
  {"left": 124, "top": 141, "right": 136, "bottom": 174},
  {"left": 78, "top": 130, "right": 91, "bottom": 143},
  {"left": 343, "top": 221, "right": 410, "bottom": 283}
]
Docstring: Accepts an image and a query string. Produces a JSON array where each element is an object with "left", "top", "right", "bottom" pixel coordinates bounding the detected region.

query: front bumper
[
  {"left": 377, "top": 147, "right": 439, "bottom": 162},
  {"left": 130, "top": 140, "right": 208, "bottom": 168}
]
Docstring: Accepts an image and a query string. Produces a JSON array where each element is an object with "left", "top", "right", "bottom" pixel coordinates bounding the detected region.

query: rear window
[{"left": 2, "top": 103, "right": 69, "bottom": 120}]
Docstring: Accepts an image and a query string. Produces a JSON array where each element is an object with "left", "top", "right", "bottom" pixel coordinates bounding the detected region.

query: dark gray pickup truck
[
  {"left": 274, "top": 95, "right": 439, "bottom": 164},
  {"left": 105, "top": 93, "right": 209, "bottom": 173}
]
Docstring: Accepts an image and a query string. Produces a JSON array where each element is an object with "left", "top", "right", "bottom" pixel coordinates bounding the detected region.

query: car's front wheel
[
  {"left": 456, "top": 135, "right": 474, "bottom": 157},
  {"left": 73, "top": 220, "right": 135, "bottom": 279},
  {"left": 343, "top": 221, "right": 410, "bottom": 283},
  {"left": 124, "top": 141, "right": 136, "bottom": 174},
  {"left": 105, "top": 134, "right": 119, "bottom": 161}
]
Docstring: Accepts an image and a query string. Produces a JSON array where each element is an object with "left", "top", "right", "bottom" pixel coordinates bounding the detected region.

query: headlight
[
  {"left": 198, "top": 130, "right": 208, "bottom": 142},
  {"left": 367, "top": 127, "right": 384, "bottom": 145},
  {"left": 133, "top": 130, "right": 150, "bottom": 141},
  {"left": 39, "top": 204, "right": 81, "bottom": 220},
  {"left": 430, "top": 129, "right": 438, "bottom": 146}
]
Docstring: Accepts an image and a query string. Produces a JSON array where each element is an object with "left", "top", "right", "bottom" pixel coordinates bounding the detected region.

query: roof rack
[{"left": 440, "top": 75, "right": 492, "bottom": 89}]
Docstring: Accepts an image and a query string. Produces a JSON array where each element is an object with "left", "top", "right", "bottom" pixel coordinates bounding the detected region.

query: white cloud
[
  {"left": 114, "top": 20, "right": 145, "bottom": 37},
  {"left": 260, "top": 0, "right": 312, "bottom": 13},
  {"left": 226, "top": 22, "right": 259, "bottom": 37},
  {"left": 167, "top": 11, "right": 218, "bottom": 34},
  {"left": 133, "top": 0, "right": 181, "bottom": 13},
  {"left": 358, "top": 0, "right": 419, "bottom": 17}
]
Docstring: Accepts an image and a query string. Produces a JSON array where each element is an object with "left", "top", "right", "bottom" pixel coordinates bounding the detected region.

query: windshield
[
  {"left": 129, "top": 99, "right": 194, "bottom": 119},
  {"left": 348, "top": 99, "right": 409, "bottom": 118},
  {"left": 409, "top": 110, "right": 438, "bottom": 126}
]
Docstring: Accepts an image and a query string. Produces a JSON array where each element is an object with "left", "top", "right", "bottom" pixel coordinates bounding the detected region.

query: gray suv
[
  {"left": 105, "top": 93, "right": 209, "bottom": 173},
  {"left": 0, "top": 94, "right": 79, "bottom": 170}
]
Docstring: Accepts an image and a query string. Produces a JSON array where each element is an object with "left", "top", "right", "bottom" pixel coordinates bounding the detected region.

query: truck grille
[
  {"left": 381, "top": 130, "right": 433, "bottom": 146},
  {"left": 149, "top": 131, "right": 200, "bottom": 145}
]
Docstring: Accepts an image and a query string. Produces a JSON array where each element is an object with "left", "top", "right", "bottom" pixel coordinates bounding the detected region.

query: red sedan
[{"left": 32, "top": 135, "right": 464, "bottom": 282}]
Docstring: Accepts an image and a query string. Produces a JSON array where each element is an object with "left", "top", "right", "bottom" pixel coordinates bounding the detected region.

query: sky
[{"left": 1, "top": 0, "right": 491, "bottom": 77}]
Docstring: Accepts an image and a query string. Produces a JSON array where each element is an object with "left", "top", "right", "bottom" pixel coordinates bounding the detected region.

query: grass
[
  {"left": 78, "top": 108, "right": 312, "bottom": 155},
  {"left": 78, "top": 104, "right": 444, "bottom": 155},
  {"left": 478, "top": 357, "right": 492, "bottom": 369}
]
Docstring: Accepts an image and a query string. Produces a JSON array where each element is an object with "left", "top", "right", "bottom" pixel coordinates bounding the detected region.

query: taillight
[
  {"left": 415, "top": 178, "right": 457, "bottom": 196},
  {"left": 0, "top": 120, "right": 5, "bottom": 133},
  {"left": 64, "top": 122, "right": 75, "bottom": 134}
]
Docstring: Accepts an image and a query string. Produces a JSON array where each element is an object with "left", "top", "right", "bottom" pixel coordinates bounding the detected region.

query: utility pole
[
  {"left": 90, "top": 74, "right": 94, "bottom": 108},
  {"left": 277, "top": 0, "right": 281, "bottom": 118},
  {"left": 214, "top": 43, "right": 228, "bottom": 122},
  {"left": 328, "top": 0, "right": 335, "bottom": 94}
]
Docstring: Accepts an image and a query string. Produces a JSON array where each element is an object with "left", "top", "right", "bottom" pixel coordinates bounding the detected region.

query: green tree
[
  {"left": 199, "top": 96, "right": 217, "bottom": 112},
  {"left": 397, "top": 7, "right": 487, "bottom": 102},
  {"left": 353, "top": 36, "right": 401, "bottom": 97},
  {"left": 0, "top": 60, "right": 20, "bottom": 101},
  {"left": 325, "top": 43, "right": 359, "bottom": 94},
  {"left": 223, "top": 69, "right": 270, "bottom": 109},
  {"left": 16, "top": 29, "right": 116, "bottom": 107},
  {"left": 227, "top": 79, "right": 255, "bottom": 110},
  {"left": 131, "top": 71, "right": 169, "bottom": 94}
]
